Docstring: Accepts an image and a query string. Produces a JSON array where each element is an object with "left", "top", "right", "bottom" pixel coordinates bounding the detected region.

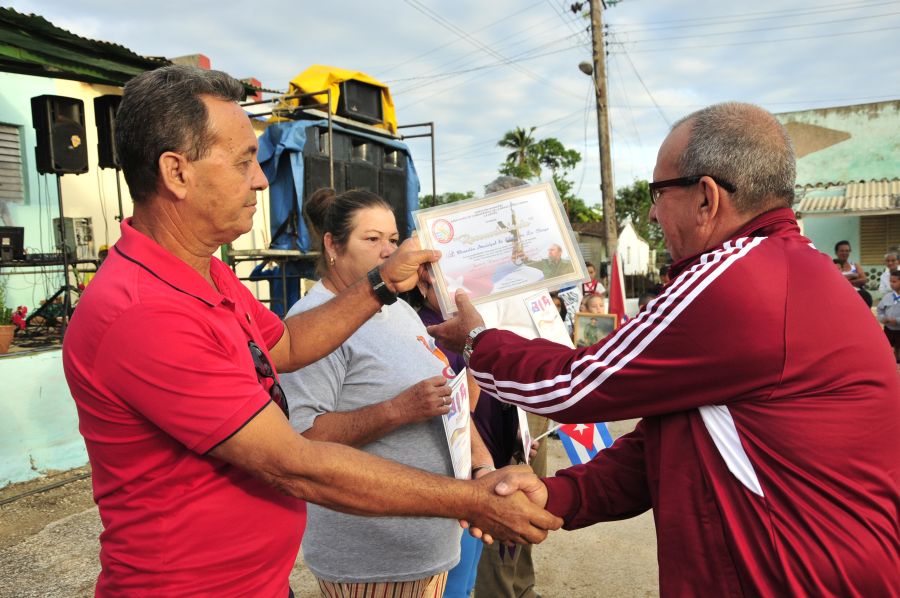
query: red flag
[{"left": 607, "top": 252, "right": 627, "bottom": 327}]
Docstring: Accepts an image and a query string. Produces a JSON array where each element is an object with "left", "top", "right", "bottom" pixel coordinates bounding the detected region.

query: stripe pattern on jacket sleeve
[{"left": 470, "top": 236, "right": 766, "bottom": 415}]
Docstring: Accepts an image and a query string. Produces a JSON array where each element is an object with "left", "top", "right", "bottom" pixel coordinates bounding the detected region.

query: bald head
[{"left": 672, "top": 102, "right": 796, "bottom": 215}]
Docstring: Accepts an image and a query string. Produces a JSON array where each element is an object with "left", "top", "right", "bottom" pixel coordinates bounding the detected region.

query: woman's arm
[
  {"left": 302, "top": 376, "right": 451, "bottom": 447},
  {"left": 850, "top": 263, "right": 868, "bottom": 288}
]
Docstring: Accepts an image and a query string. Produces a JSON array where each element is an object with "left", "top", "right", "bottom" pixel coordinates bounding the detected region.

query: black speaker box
[
  {"left": 304, "top": 155, "right": 346, "bottom": 197},
  {"left": 31, "top": 95, "right": 89, "bottom": 175},
  {"left": 94, "top": 95, "right": 122, "bottom": 169},
  {"left": 337, "top": 80, "right": 383, "bottom": 125},
  {"left": 380, "top": 168, "right": 409, "bottom": 240},
  {"left": 345, "top": 160, "right": 379, "bottom": 194}
]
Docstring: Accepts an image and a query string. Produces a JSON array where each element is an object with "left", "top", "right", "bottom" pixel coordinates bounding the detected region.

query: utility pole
[{"left": 587, "top": 0, "right": 617, "bottom": 257}]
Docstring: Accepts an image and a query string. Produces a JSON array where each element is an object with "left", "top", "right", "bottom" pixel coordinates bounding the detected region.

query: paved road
[{"left": 0, "top": 421, "right": 658, "bottom": 598}]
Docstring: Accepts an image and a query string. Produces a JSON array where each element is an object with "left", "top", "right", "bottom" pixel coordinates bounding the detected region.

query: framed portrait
[
  {"left": 414, "top": 181, "right": 587, "bottom": 317},
  {"left": 573, "top": 312, "right": 618, "bottom": 348}
]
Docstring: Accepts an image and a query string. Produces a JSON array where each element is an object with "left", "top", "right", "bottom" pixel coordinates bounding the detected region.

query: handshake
[{"left": 463, "top": 465, "right": 561, "bottom": 545}]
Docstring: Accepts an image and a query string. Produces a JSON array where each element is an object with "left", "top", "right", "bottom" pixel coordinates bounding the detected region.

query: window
[
  {"left": 860, "top": 214, "right": 900, "bottom": 263},
  {"left": 0, "top": 123, "right": 25, "bottom": 205}
]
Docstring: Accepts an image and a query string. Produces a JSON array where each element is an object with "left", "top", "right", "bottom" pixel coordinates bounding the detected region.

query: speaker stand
[
  {"left": 55, "top": 173, "right": 71, "bottom": 336},
  {"left": 114, "top": 168, "right": 125, "bottom": 222}
]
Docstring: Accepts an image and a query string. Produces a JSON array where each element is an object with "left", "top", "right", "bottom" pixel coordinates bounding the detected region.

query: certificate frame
[
  {"left": 573, "top": 312, "right": 618, "bottom": 347},
  {"left": 414, "top": 181, "right": 587, "bottom": 318}
]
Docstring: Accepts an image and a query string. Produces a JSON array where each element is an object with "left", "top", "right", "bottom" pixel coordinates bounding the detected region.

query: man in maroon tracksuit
[{"left": 430, "top": 102, "right": 900, "bottom": 596}]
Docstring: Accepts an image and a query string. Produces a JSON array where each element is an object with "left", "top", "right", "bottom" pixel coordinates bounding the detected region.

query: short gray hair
[
  {"left": 485, "top": 175, "right": 527, "bottom": 194},
  {"left": 116, "top": 65, "right": 246, "bottom": 202},
  {"left": 886, "top": 251, "right": 899, "bottom": 260},
  {"left": 672, "top": 102, "right": 795, "bottom": 213}
]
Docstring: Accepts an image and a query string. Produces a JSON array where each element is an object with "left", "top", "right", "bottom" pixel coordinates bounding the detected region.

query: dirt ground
[{"left": 0, "top": 420, "right": 658, "bottom": 598}]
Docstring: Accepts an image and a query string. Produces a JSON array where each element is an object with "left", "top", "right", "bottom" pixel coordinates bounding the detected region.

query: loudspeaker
[
  {"left": 345, "top": 161, "right": 379, "bottom": 193},
  {"left": 380, "top": 168, "right": 409, "bottom": 240},
  {"left": 337, "top": 80, "right": 383, "bottom": 125},
  {"left": 304, "top": 155, "right": 346, "bottom": 196},
  {"left": 31, "top": 95, "right": 89, "bottom": 175},
  {"left": 94, "top": 95, "right": 122, "bottom": 169}
]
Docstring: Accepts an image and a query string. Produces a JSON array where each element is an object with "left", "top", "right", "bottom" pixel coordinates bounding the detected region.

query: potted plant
[{"left": 0, "top": 279, "right": 15, "bottom": 354}]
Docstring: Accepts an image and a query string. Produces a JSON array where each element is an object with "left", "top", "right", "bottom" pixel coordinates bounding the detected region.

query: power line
[
  {"left": 613, "top": 9, "right": 900, "bottom": 44},
  {"left": 377, "top": 0, "right": 546, "bottom": 76},
  {"left": 608, "top": 23, "right": 900, "bottom": 53},
  {"left": 401, "top": 0, "right": 563, "bottom": 91},
  {"left": 607, "top": 0, "right": 896, "bottom": 31}
]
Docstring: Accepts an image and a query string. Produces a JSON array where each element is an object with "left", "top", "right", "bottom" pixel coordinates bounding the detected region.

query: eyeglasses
[
  {"left": 248, "top": 340, "right": 289, "bottom": 417},
  {"left": 649, "top": 175, "right": 736, "bottom": 205}
]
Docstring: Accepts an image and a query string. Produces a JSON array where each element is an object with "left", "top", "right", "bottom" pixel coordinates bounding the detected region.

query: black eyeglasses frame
[{"left": 649, "top": 175, "right": 736, "bottom": 204}]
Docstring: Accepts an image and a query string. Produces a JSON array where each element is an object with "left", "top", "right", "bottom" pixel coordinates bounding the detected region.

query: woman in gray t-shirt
[{"left": 282, "top": 190, "right": 470, "bottom": 596}]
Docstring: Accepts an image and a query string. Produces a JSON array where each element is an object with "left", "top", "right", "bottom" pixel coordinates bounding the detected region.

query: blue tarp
[{"left": 257, "top": 120, "right": 421, "bottom": 251}]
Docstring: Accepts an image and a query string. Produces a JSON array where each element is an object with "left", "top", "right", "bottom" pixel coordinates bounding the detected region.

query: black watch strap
[{"left": 367, "top": 267, "right": 397, "bottom": 305}]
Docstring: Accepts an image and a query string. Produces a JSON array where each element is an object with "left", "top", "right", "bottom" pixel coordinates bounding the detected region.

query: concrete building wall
[{"left": 0, "top": 349, "right": 86, "bottom": 486}]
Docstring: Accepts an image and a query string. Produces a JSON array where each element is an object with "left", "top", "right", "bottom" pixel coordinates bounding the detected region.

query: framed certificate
[
  {"left": 414, "top": 181, "right": 587, "bottom": 317},
  {"left": 574, "top": 312, "right": 618, "bottom": 347}
]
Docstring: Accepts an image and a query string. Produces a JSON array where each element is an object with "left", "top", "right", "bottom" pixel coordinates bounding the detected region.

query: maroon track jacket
[{"left": 469, "top": 208, "right": 900, "bottom": 596}]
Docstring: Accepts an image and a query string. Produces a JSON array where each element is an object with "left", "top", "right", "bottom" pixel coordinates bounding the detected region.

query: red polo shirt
[{"left": 63, "top": 219, "right": 305, "bottom": 597}]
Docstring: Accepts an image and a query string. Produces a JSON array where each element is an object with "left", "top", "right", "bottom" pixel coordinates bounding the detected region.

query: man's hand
[
  {"left": 462, "top": 465, "right": 561, "bottom": 545},
  {"left": 460, "top": 465, "right": 563, "bottom": 544},
  {"left": 388, "top": 376, "right": 451, "bottom": 425},
  {"left": 380, "top": 236, "right": 440, "bottom": 293},
  {"left": 426, "top": 290, "right": 487, "bottom": 354}
]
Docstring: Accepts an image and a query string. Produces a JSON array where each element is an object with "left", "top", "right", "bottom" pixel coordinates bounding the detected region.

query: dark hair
[
  {"left": 305, "top": 188, "right": 392, "bottom": 274},
  {"left": 890, "top": 269, "right": 900, "bottom": 278},
  {"left": 659, "top": 264, "right": 670, "bottom": 277},
  {"left": 835, "top": 240, "right": 851, "bottom": 253},
  {"left": 585, "top": 261, "right": 595, "bottom": 270},
  {"left": 115, "top": 65, "right": 246, "bottom": 203}
]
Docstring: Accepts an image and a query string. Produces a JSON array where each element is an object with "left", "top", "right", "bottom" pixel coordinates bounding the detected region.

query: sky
[{"left": 8, "top": 0, "right": 900, "bottom": 208}]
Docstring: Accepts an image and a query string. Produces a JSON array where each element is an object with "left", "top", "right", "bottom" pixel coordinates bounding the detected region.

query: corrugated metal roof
[
  {"left": 795, "top": 180, "right": 900, "bottom": 217},
  {"left": 0, "top": 7, "right": 169, "bottom": 85}
]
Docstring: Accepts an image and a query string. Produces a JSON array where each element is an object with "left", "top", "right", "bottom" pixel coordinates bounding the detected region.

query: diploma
[{"left": 415, "top": 181, "right": 587, "bottom": 318}]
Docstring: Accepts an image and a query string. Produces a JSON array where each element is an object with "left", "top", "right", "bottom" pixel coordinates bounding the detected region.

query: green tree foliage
[
  {"left": 497, "top": 127, "right": 601, "bottom": 223},
  {"left": 615, "top": 179, "right": 665, "bottom": 252},
  {"left": 418, "top": 190, "right": 475, "bottom": 209},
  {"left": 497, "top": 126, "right": 540, "bottom": 179}
]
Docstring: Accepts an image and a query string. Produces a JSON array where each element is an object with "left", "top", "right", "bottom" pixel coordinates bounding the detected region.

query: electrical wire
[
  {"left": 613, "top": 9, "right": 900, "bottom": 45},
  {"left": 608, "top": 0, "right": 897, "bottom": 32},
  {"left": 608, "top": 23, "right": 900, "bottom": 54}
]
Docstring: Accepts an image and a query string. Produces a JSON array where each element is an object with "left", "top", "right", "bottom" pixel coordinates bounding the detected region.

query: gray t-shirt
[{"left": 282, "top": 282, "right": 460, "bottom": 583}]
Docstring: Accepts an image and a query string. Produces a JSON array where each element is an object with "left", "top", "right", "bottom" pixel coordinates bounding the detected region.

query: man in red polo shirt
[{"left": 63, "top": 65, "right": 561, "bottom": 597}]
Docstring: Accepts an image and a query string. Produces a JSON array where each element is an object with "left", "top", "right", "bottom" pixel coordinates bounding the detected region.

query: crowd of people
[{"left": 61, "top": 64, "right": 898, "bottom": 598}]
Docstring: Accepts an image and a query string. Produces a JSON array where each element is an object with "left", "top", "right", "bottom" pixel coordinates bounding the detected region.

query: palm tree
[{"left": 498, "top": 126, "right": 540, "bottom": 179}]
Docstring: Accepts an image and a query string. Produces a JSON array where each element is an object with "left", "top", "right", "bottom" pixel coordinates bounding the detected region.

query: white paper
[
  {"left": 442, "top": 368, "right": 472, "bottom": 479},
  {"left": 523, "top": 290, "right": 575, "bottom": 348},
  {"left": 517, "top": 406, "right": 533, "bottom": 466}
]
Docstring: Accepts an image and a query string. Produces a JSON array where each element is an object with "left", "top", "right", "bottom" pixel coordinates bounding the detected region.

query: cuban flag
[{"left": 558, "top": 422, "right": 614, "bottom": 465}]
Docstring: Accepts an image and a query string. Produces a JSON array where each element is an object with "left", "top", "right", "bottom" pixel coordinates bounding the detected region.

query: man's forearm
[
  {"left": 301, "top": 402, "right": 399, "bottom": 448},
  {"left": 280, "top": 277, "right": 381, "bottom": 372},
  {"left": 269, "top": 437, "right": 558, "bottom": 543}
]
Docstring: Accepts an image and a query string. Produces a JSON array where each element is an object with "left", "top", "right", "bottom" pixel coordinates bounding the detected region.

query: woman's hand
[{"left": 388, "top": 376, "right": 452, "bottom": 425}]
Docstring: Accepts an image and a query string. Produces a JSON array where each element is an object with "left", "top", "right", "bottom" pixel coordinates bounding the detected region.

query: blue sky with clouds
[{"left": 8, "top": 0, "right": 900, "bottom": 207}]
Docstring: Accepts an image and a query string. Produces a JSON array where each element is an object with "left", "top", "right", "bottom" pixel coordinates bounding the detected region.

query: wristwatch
[
  {"left": 463, "top": 326, "right": 487, "bottom": 366},
  {"left": 367, "top": 267, "right": 397, "bottom": 305}
]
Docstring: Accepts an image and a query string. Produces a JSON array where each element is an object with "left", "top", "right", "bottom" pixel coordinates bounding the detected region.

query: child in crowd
[
  {"left": 876, "top": 270, "right": 900, "bottom": 362},
  {"left": 581, "top": 294, "right": 606, "bottom": 314}
]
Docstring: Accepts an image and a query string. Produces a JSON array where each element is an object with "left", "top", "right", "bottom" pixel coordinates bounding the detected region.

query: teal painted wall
[
  {"left": 803, "top": 216, "right": 860, "bottom": 260},
  {"left": 0, "top": 349, "right": 86, "bottom": 486},
  {"left": 0, "top": 72, "right": 68, "bottom": 309}
]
